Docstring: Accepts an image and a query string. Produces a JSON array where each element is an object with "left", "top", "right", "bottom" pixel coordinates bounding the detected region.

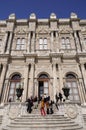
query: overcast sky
[{"left": 0, "top": 0, "right": 86, "bottom": 20}]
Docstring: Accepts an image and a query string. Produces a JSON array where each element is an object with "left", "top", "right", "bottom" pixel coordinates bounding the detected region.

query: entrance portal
[{"left": 38, "top": 74, "right": 49, "bottom": 99}]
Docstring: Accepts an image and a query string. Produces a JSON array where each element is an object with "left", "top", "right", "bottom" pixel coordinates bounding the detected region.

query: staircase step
[{"left": 8, "top": 123, "right": 79, "bottom": 128}]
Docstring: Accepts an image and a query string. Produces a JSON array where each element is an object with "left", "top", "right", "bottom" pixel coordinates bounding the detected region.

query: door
[{"left": 38, "top": 80, "right": 49, "bottom": 99}]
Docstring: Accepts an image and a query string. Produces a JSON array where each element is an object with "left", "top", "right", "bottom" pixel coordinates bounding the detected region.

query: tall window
[
  {"left": 39, "top": 38, "right": 47, "bottom": 49},
  {"left": 61, "top": 37, "right": 71, "bottom": 49},
  {"left": 66, "top": 74, "right": 80, "bottom": 102},
  {"left": 16, "top": 38, "right": 26, "bottom": 50},
  {"left": 8, "top": 74, "right": 21, "bottom": 102}
]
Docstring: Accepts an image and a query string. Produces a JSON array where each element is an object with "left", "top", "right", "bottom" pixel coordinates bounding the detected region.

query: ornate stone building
[{"left": 0, "top": 12, "right": 86, "bottom": 105}]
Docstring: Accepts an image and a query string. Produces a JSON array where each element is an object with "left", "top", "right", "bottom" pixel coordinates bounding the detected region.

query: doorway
[{"left": 38, "top": 74, "right": 49, "bottom": 99}]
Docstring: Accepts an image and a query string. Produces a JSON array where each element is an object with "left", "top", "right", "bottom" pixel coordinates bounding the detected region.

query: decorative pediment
[
  {"left": 37, "top": 29, "right": 48, "bottom": 34},
  {"left": 59, "top": 29, "right": 71, "bottom": 34},
  {"left": 16, "top": 29, "right": 26, "bottom": 34}
]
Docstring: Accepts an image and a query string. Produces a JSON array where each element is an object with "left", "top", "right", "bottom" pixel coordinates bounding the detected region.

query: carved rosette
[
  {"left": 8, "top": 104, "right": 21, "bottom": 119},
  {"left": 66, "top": 104, "right": 78, "bottom": 119}
]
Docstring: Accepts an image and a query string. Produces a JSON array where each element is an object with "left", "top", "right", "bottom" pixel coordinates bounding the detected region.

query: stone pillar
[
  {"left": 2, "top": 32, "right": 8, "bottom": 53},
  {"left": 1, "top": 79, "right": 9, "bottom": 103},
  {"left": 27, "top": 32, "right": 31, "bottom": 53},
  {"left": 74, "top": 31, "right": 81, "bottom": 51},
  {"left": 49, "top": 78, "right": 53, "bottom": 100},
  {"left": 6, "top": 32, "right": 13, "bottom": 53},
  {"left": 34, "top": 79, "right": 38, "bottom": 97},
  {"left": 0, "top": 64, "right": 7, "bottom": 96},
  {"left": 78, "top": 31, "right": 85, "bottom": 51},
  {"left": 31, "top": 32, "right": 35, "bottom": 52},
  {"left": 53, "top": 63, "right": 57, "bottom": 101},
  {"left": 80, "top": 64, "right": 86, "bottom": 102},
  {"left": 56, "top": 31, "right": 59, "bottom": 52},
  {"left": 80, "top": 63, "right": 86, "bottom": 89},
  {"left": 51, "top": 32, "right": 54, "bottom": 51},
  {"left": 28, "top": 63, "right": 34, "bottom": 97},
  {"left": 58, "top": 64, "right": 63, "bottom": 92},
  {"left": 78, "top": 79, "right": 86, "bottom": 103},
  {"left": 22, "top": 65, "right": 29, "bottom": 102}
]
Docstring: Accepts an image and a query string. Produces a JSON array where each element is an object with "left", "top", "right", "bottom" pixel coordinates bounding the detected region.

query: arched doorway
[
  {"left": 8, "top": 74, "right": 21, "bottom": 102},
  {"left": 65, "top": 73, "right": 80, "bottom": 103},
  {"left": 38, "top": 74, "right": 49, "bottom": 99}
]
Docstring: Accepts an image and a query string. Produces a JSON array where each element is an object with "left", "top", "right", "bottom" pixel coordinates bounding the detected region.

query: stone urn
[
  {"left": 16, "top": 84, "right": 24, "bottom": 100},
  {"left": 62, "top": 85, "right": 70, "bottom": 100}
]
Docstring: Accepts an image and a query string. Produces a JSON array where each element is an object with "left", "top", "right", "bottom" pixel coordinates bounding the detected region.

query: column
[
  {"left": 56, "top": 31, "right": 59, "bottom": 52},
  {"left": 58, "top": 64, "right": 63, "bottom": 91},
  {"left": 28, "top": 63, "right": 34, "bottom": 97},
  {"left": 34, "top": 79, "right": 38, "bottom": 97},
  {"left": 49, "top": 78, "right": 53, "bottom": 100},
  {"left": 1, "top": 79, "right": 9, "bottom": 103},
  {"left": 31, "top": 32, "right": 35, "bottom": 52},
  {"left": 27, "top": 32, "right": 31, "bottom": 53},
  {"left": 51, "top": 32, "right": 54, "bottom": 51},
  {"left": 78, "top": 79, "right": 86, "bottom": 103},
  {"left": 80, "top": 64, "right": 86, "bottom": 102},
  {"left": 80, "top": 63, "right": 86, "bottom": 89},
  {"left": 22, "top": 65, "right": 29, "bottom": 102},
  {"left": 6, "top": 32, "right": 13, "bottom": 53},
  {"left": 74, "top": 31, "right": 81, "bottom": 51},
  {"left": 0, "top": 64, "right": 7, "bottom": 96},
  {"left": 2, "top": 32, "right": 8, "bottom": 53},
  {"left": 53, "top": 63, "right": 57, "bottom": 101},
  {"left": 78, "top": 32, "right": 85, "bottom": 51}
]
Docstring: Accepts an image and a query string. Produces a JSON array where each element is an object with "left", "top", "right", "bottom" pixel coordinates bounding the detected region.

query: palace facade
[{"left": 0, "top": 12, "right": 86, "bottom": 104}]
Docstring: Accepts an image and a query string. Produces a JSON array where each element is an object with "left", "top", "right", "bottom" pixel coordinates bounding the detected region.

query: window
[
  {"left": 8, "top": 74, "right": 21, "bottom": 102},
  {"left": 61, "top": 37, "right": 71, "bottom": 49},
  {"left": 66, "top": 74, "right": 80, "bottom": 102},
  {"left": 16, "top": 38, "right": 26, "bottom": 50},
  {"left": 39, "top": 38, "right": 47, "bottom": 49},
  {"left": 66, "top": 37, "right": 70, "bottom": 49}
]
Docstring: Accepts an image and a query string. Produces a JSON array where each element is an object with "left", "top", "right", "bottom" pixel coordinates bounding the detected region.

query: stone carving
[
  {"left": 66, "top": 104, "right": 78, "bottom": 119},
  {"left": 8, "top": 104, "right": 21, "bottom": 119}
]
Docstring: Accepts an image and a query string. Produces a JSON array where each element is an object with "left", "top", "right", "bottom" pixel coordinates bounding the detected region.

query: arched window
[
  {"left": 66, "top": 73, "right": 80, "bottom": 102},
  {"left": 8, "top": 74, "right": 21, "bottom": 102},
  {"left": 39, "top": 74, "right": 48, "bottom": 79}
]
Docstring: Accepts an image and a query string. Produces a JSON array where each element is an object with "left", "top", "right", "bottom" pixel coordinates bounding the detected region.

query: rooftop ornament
[
  {"left": 70, "top": 12, "right": 78, "bottom": 19},
  {"left": 30, "top": 13, "right": 36, "bottom": 19},
  {"left": 50, "top": 13, "right": 57, "bottom": 19}
]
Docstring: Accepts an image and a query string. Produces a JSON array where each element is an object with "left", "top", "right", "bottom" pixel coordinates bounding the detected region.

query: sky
[{"left": 0, "top": 0, "right": 86, "bottom": 20}]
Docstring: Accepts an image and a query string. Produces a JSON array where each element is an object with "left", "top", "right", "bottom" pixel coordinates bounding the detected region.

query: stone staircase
[
  {"left": 2, "top": 113, "right": 84, "bottom": 130},
  {"left": 0, "top": 102, "right": 86, "bottom": 130},
  {"left": 0, "top": 116, "right": 3, "bottom": 126},
  {"left": 83, "top": 114, "right": 86, "bottom": 125}
]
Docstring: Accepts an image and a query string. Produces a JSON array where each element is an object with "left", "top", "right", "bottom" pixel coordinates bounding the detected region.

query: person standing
[
  {"left": 55, "top": 93, "right": 59, "bottom": 110},
  {"left": 40, "top": 99, "right": 46, "bottom": 116}
]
